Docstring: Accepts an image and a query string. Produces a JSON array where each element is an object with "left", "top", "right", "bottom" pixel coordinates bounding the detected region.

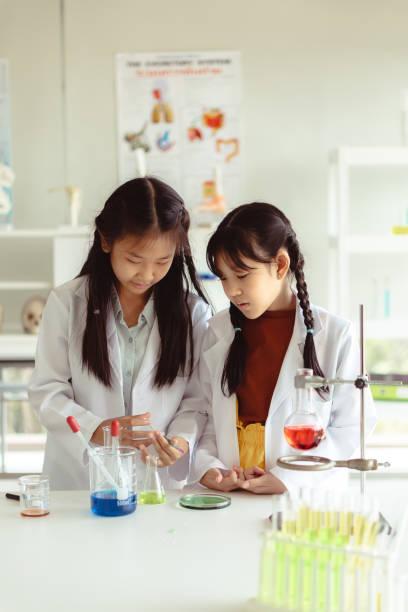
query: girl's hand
[
  {"left": 90, "top": 413, "right": 151, "bottom": 446},
  {"left": 139, "top": 432, "right": 189, "bottom": 467},
  {"left": 200, "top": 468, "right": 245, "bottom": 492},
  {"left": 243, "top": 465, "right": 265, "bottom": 479},
  {"left": 240, "top": 470, "right": 287, "bottom": 495}
]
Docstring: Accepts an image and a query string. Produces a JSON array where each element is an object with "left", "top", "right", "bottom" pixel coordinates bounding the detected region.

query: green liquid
[
  {"left": 258, "top": 537, "right": 276, "bottom": 605},
  {"left": 139, "top": 491, "right": 166, "bottom": 505}
]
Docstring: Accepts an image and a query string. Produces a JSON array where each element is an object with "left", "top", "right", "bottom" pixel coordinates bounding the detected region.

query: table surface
[
  {"left": 1, "top": 489, "right": 272, "bottom": 612},
  {"left": 1, "top": 485, "right": 407, "bottom": 612}
]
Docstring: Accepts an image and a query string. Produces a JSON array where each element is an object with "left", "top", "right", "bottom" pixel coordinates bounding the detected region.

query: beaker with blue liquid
[{"left": 89, "top": 446, "right": 137, "bottom": 517}]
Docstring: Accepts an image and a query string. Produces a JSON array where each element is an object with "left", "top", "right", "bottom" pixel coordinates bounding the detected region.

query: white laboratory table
[
  {"left": 1, "top": 484, "right": 408, "bottom": 612},
  {"left": 1, "top": 489, "right": 271, "bottom": 612}
]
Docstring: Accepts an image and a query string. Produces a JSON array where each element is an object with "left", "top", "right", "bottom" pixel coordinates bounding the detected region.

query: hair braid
[
  {"left": 286, "top": 234, "right": 328, "bottom": 395},
  {"left": 221, "top": 303, "right": 247, "bottom": 395}
]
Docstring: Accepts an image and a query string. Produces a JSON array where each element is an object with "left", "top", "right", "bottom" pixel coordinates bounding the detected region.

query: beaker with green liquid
[{"left": 139, "top": 455, "right": 166, "bottom": 505}]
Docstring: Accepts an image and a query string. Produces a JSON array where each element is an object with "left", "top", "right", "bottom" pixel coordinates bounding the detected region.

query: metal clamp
[{"left": 277, "top": 455, "right": 391, "bottom": 472}]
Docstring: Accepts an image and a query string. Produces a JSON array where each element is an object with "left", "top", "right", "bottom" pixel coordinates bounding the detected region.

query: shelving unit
[
  {"left": 0, "top": 334, "right": 37, "bottom": 361},
  {"left": 0, "top": 226, "right": 91, "bottom": 347},
  {"left": 0, "top": 281, "right": 51, "bottom": 290},
  {"left": 366, "top": 319, "right": 408, "bottom": 340},
  {"left": 328, "top": 146, "right": 408, "bottom": 334}
]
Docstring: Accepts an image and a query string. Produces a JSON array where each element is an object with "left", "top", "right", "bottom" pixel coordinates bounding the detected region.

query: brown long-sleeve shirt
[{"left": 237, "top": 308, "right": 296, "bottom": 425}]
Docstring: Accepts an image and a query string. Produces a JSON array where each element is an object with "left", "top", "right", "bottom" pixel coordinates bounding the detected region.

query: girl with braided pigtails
[{"left": 192, "top": 202, "right": 376, "bottom": 494}]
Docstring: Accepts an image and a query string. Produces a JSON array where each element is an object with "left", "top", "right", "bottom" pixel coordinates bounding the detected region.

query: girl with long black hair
[{"left": 30, "top": 177, "right": 210, "bottom": 489}]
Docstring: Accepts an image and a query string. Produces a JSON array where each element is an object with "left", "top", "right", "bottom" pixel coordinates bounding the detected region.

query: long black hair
[
  {"left": 206, "top": 202, "right": 326, "bottom": 397},
  {"left": 80, "top": 177, "right": 208, "bottom": 388}
]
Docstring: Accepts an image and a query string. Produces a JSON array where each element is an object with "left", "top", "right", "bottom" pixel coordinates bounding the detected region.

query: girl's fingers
[
  {"left": 214, "top": 470, "right": 223, "bottom": 484},
  {"left": 227, "top": 470, "right": 238, "bottom": 483},
  {"left": 208, "top": 469, "right": 223, "bottom": 484},
  {"left": 240, "top": 472, "right": 269, "bottom": 491},
  {"left": 232, "top": 465, "right": 245, "bottom": 480},
  {"left": 204, "top": 469, "right": 223, "bottom": 486},
  {"left": 241, "top": 478, "right": 258, "bottom": 491},
  {"left": 126, "top": 412, "right": 151, "bottom": 425},
  {"left": 253, "top": 465, "right": 265, "bottom": 475},
  {"left": 152, "top": 432, "right": 179, "bottom": 458},
  {"left": 126, "top": 431, "right": 152, "bottom": 444},
  {"left": 244, "top": 466, "right": 265, "bottom": 479},
  {"left": 139, "top": 445, "right": 149, "bottom": 464},
  {"left": 147, "top": 432, "right": 181, "bottom": 466}
]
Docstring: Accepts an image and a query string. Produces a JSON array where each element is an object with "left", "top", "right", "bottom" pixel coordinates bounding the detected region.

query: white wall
[{"left": 2, "top": 0, "right": 408, "bottom": 329}]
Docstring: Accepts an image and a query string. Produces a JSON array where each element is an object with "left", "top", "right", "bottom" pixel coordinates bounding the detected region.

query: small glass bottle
[
  {"left": 139, "top": 455, "right": 166, "bottom": 505},
  {"left": 283, "top": 368, "right": 325, "bottom": 450}
]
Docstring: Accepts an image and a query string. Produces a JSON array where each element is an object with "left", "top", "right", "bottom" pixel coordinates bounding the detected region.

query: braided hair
[{"left": 206, "top": 202, "right": 326, "bottom": 396}]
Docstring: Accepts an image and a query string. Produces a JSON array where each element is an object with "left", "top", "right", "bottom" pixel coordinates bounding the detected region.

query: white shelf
[
  {"left": 344, "top": 235, "right": 408, "bottom": 253},
  {"left": 366, "top": 319, "right": 408, "bottom": 339},
  {"left": 0, "top": 281, "right": 51, "bottom": 290},
  {"left": 0, "top": 334, "right": 37, "bottom": 361},
  {"left": 0, "top": 226, "right": 90, "bottom": 239},
  {"left": 328, "top": 145, "right": 408, "bottom": 315},
  {"left": 330, "top": 146, "right": 408, "bottom": 167}
]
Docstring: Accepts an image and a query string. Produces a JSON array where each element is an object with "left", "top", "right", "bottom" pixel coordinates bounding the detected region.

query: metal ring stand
[{"left": 277, "top": 455, "right": 335, "bottom": 471}]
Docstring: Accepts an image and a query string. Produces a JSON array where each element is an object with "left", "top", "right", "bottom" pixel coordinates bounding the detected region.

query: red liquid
[
  {"left": 284, "top": 425, "right": 325, "bottom": 450},
  {"left": 21, "top": 508, "right": 49, "bottom": 517}
]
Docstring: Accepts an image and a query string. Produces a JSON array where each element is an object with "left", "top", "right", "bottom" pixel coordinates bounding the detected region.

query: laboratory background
[{"left": 1, "top": 1, "right": 408, "bottom": 611}]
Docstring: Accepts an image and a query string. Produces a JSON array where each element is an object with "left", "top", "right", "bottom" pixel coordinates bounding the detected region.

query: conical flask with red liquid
[{"left": 283, "top": 368, "right": 325, "bottom": 450}]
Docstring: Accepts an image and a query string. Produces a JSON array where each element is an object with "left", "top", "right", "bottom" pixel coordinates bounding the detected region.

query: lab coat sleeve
[
  {"left": 28, "top": 290, "right": 103, "bottom": 444},
  {"left": 190, "top": 411, "right": 228, "bottom": 483},
  {"left": 270, "top": 322, "right": 377, "bottom": 493},
  {"left": 165, "top": 301, "right": 213, "bottom": 481}
]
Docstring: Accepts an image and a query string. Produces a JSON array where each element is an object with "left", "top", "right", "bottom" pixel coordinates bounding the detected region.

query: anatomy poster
[
  {"left": 0, "top": 59, "right": 13, "bottom": 228},
  {"left": 116, "top": 51, "right": 241, "bottom": 223}
]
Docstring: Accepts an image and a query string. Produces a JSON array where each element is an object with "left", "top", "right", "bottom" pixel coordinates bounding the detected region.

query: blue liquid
[{"left": 91, "top": 490, "right": 137, "bottom": 517}]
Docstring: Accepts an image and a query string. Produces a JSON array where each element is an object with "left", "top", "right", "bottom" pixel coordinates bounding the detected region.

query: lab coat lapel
[
  {"left": 134, "top": 318, "right": 160, "bottom": 385},
  {"left": 204, "top": 334, "right": 240, "bottom": 466},
  {"left": 106, "top": 308, "right": 123, "bottom": 388},
  {"left": 267, "top": 304, "right": 323, "bottom": 420}
]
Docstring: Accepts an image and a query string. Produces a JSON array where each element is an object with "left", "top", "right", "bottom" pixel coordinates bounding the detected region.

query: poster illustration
[{"left": 116, "top": 51, "right": 241, "bottom": 223}]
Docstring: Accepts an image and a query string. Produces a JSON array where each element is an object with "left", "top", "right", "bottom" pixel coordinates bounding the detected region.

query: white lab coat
[
  {"left": 191, "top": 302, "right": 376, "bottom": 492},
  {"left": 29, "top": 276, "right": 210, "bottom": 490}
]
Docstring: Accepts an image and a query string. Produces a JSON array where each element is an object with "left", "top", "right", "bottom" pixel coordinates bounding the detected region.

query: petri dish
[{"left": 179, "top": 493, "right": 231, "bottom": 510}]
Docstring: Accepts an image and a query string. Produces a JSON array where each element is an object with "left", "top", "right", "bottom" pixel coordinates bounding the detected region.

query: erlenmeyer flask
[
  {"left": 283, "top": 368, "right": 325, "bottom": 450},
  {"left": 139, "top": 455, "right": 166, "bottom": 505}
]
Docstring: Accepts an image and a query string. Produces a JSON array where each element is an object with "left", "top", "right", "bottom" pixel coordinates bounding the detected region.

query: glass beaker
[
  {"left": 89, "top": 447, "right": 137, "bottom": 517},
  {"left": 104, "top": 422, "right": 154, "bottom": 447},
  {"left": 18, "top": 475, "right": 50, "bottom": 517},
  {"left": 284, "top": 368, "right": 325, "bottom": 450},
  {"left": 139, "top": 455, "right": 166, "bottom": 505}
]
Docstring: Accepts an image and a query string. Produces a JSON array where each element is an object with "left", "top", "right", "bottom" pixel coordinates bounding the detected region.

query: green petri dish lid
[{"left": 179, "top": 493, "right": 231, "bottom": 510}]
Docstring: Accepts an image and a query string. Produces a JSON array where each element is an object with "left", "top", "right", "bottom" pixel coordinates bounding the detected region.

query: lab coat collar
[
  {"left": 111, "top": 286, "right": 155, "bottom": 330},
  {"left": 209, "top": 296, "right": 323, "bottom": 345},
  {"left": 74, "top": 275, "right": 160, "bottom": 384},
  {"left": 204, "top": 298, "right": 325, "bottom": 431},
  {"left": 75, "top": 276, "right": 155, "bottom": 338}
]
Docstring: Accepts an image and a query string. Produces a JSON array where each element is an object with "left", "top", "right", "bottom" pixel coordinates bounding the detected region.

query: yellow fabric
[{"left": 236, "top": 401, "right": 266, "bottom": 470}]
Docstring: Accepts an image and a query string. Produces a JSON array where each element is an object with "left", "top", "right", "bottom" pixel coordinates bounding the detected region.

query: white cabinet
[
  {"left": 328, "top": 147, "right": 408, "bottom": 337},
  {"left": 0, "top": 226, "right": 90, "bottom": 337}
]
